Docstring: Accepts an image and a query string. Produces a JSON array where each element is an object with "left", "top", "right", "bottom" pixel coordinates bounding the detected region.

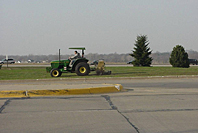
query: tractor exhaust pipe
[{"left": 59, "top": 49, "right": 60, "bottom": 63}]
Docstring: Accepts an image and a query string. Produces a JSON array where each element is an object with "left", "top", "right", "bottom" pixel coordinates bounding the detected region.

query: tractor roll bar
[{"left": 69, "top": 47, "right": 86, "bottom": 58}]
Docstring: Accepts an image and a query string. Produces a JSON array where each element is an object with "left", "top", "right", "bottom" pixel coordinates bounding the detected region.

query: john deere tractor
[{"left": 46, "top": 47, "right": 90, "bottom": 77}]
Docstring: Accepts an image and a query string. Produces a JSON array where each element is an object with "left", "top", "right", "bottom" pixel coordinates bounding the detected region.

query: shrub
[{"left": 169, "top": 45, "right": 189, "bottom": 68}]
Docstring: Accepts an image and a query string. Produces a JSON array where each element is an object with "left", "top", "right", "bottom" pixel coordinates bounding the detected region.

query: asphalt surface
[{"left": 0, "top": 77, "right": 198, "bottom": 133}]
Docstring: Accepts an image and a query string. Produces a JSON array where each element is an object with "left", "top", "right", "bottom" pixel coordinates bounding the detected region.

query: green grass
[
  {"left": 0, "top": 66, "right": 198, "bottom": 80},
  {"left": 109, "top": 66, "right": 198, "bottom": 77}
]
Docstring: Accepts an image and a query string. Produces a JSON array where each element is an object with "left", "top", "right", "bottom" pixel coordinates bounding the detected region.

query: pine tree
[
  {"left": 130, "top": 35, "right": 152, "bottom": 66},
  {"left": 169, "top": 45, "right": 189, "bottom": 68}
]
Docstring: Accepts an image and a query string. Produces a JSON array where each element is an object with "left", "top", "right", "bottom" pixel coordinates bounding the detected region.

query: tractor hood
[{"left": 51, "top": 60, "right": 69, "bottom": 64}]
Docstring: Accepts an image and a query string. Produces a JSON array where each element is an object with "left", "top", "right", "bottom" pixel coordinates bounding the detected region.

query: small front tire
[{"left": 50, "top": 68, "right": 62, "bottom": 77}]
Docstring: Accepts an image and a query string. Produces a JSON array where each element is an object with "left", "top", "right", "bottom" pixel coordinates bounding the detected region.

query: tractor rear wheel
[
  {"left": 75, "top": 62, "right": 90, "bottom": 76},
  {"left": 50, "top": 68, "right": 62, "bottom": 77}
]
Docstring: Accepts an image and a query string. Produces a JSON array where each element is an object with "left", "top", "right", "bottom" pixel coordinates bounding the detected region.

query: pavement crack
[
  {"left": 101, "top": 95, "right": 117, "bottom": 110},
  {"left": 0, "top": 99, "right": 11, "bottom": 113},
  {"left": 122, "top": 108, "right": 198, "bottom": 113},
  {"left": 101, "top": 95, "right": 140, "bottom": 133},
  {"left": 3, "top": 109, "right": 113, "bottom": 114},
  {"left": 117, "top": 110, "right": 140, "bottom": 133}
]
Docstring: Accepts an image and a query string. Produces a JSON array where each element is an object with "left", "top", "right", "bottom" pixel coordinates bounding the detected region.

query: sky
[{"left": 1, "top": 0, "right": 198, "bottom": 55}]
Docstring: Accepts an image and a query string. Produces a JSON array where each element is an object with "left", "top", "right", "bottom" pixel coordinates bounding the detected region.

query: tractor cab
[
  {"left": 68, "top": 47, "right": 89, "bottom": 74},
  {"left": 69, "top": 47, "right": 85, "bottom": 58}
]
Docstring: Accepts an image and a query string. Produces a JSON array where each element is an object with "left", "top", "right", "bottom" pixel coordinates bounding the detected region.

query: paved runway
[{"left": 0, "top": 77, "right": 198, "bottom": 133}]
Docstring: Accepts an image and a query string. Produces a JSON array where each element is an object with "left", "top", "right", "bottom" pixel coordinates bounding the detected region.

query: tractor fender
[{"left": 72, "top": 58, "right": 89, "bottom": 71}]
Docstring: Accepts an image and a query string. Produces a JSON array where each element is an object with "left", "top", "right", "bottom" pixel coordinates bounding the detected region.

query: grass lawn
[{"left": 0, "top": 66, "right": 198, "bottom": 80}]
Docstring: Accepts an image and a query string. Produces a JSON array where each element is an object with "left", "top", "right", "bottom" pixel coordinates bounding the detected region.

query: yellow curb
[
  {"left": 0, "top": 90, "right": 25, "bottom": 98},
  {"left": 0, "top": 84, "right": 123, "bottom": 98}
]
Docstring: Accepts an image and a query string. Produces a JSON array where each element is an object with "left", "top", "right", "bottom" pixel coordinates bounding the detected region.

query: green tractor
[{"left": 46, "top": 47, "right": 90, "bottom": 77}]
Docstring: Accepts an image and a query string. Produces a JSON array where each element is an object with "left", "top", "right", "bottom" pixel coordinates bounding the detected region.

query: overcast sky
[{"left": 1, "top": 0, "right": 198, "bottom": 55}]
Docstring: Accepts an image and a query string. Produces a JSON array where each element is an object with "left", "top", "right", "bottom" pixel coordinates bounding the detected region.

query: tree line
[
  {"left": 1, "top": 35, "right": 197, "bottom": 65},
  {"left": 0, "top": 50, "right": 197, "bottom": 64}
]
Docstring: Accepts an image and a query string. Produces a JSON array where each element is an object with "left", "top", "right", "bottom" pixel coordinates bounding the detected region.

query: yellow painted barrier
[{"left": 0, "top": 84, "right": 123, "bottom": 98}]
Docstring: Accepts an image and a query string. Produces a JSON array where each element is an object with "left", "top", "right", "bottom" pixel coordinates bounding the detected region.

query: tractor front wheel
[
  {"left": 50, "top": 68, "right": 62, "bottom": 77},
  {"left": 75, "top": 62, "right": 90, "bottom": 76}
]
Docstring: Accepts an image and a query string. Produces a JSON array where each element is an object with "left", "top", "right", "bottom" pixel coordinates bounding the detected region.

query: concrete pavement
[{"left": 0, "top": 77, "right": 198, "bottom": 133}]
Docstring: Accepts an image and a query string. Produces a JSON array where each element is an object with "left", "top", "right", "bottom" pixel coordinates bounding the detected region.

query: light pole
[{"left": 6, "top": 55, "right": 8, "bottom": 68}]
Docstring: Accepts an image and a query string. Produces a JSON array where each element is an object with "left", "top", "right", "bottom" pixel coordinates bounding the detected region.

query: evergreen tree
[
  {"left": 130, "top": 35, "right": 152, "bottom": 66},
  {"left": 169, "top": 45, "right": 189, "bottom": 68}
]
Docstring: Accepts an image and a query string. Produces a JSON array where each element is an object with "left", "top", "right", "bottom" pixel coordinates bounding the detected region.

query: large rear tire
[
  {"left": 50, "top": 68, "right": 62, "bottom": 77},
  {"left": 75, "top": 62, "right": 90, "bottom": 76}
]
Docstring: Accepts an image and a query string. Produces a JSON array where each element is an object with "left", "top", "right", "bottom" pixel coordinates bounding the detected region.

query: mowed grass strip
[
  {"left": 0, "top": 66, "right": 198, "bottom": 80},
  {"left": 109, "top": 66, "right": 198, "bottom": 77},
  {"left": 0, "top": 67, "right": 50, "bottom": 80}
]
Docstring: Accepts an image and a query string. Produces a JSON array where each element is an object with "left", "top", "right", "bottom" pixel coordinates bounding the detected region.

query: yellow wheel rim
[
  {"left": 52, "top": 70, "right": 59, "bottom": 77},
  {"left": 79, "top": 67, "right": 86, "bottom": 73}
]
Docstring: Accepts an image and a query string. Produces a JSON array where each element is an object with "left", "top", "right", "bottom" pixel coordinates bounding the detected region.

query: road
[{"left": 0, "top": 77, "right": 198, "bottom": 133}]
